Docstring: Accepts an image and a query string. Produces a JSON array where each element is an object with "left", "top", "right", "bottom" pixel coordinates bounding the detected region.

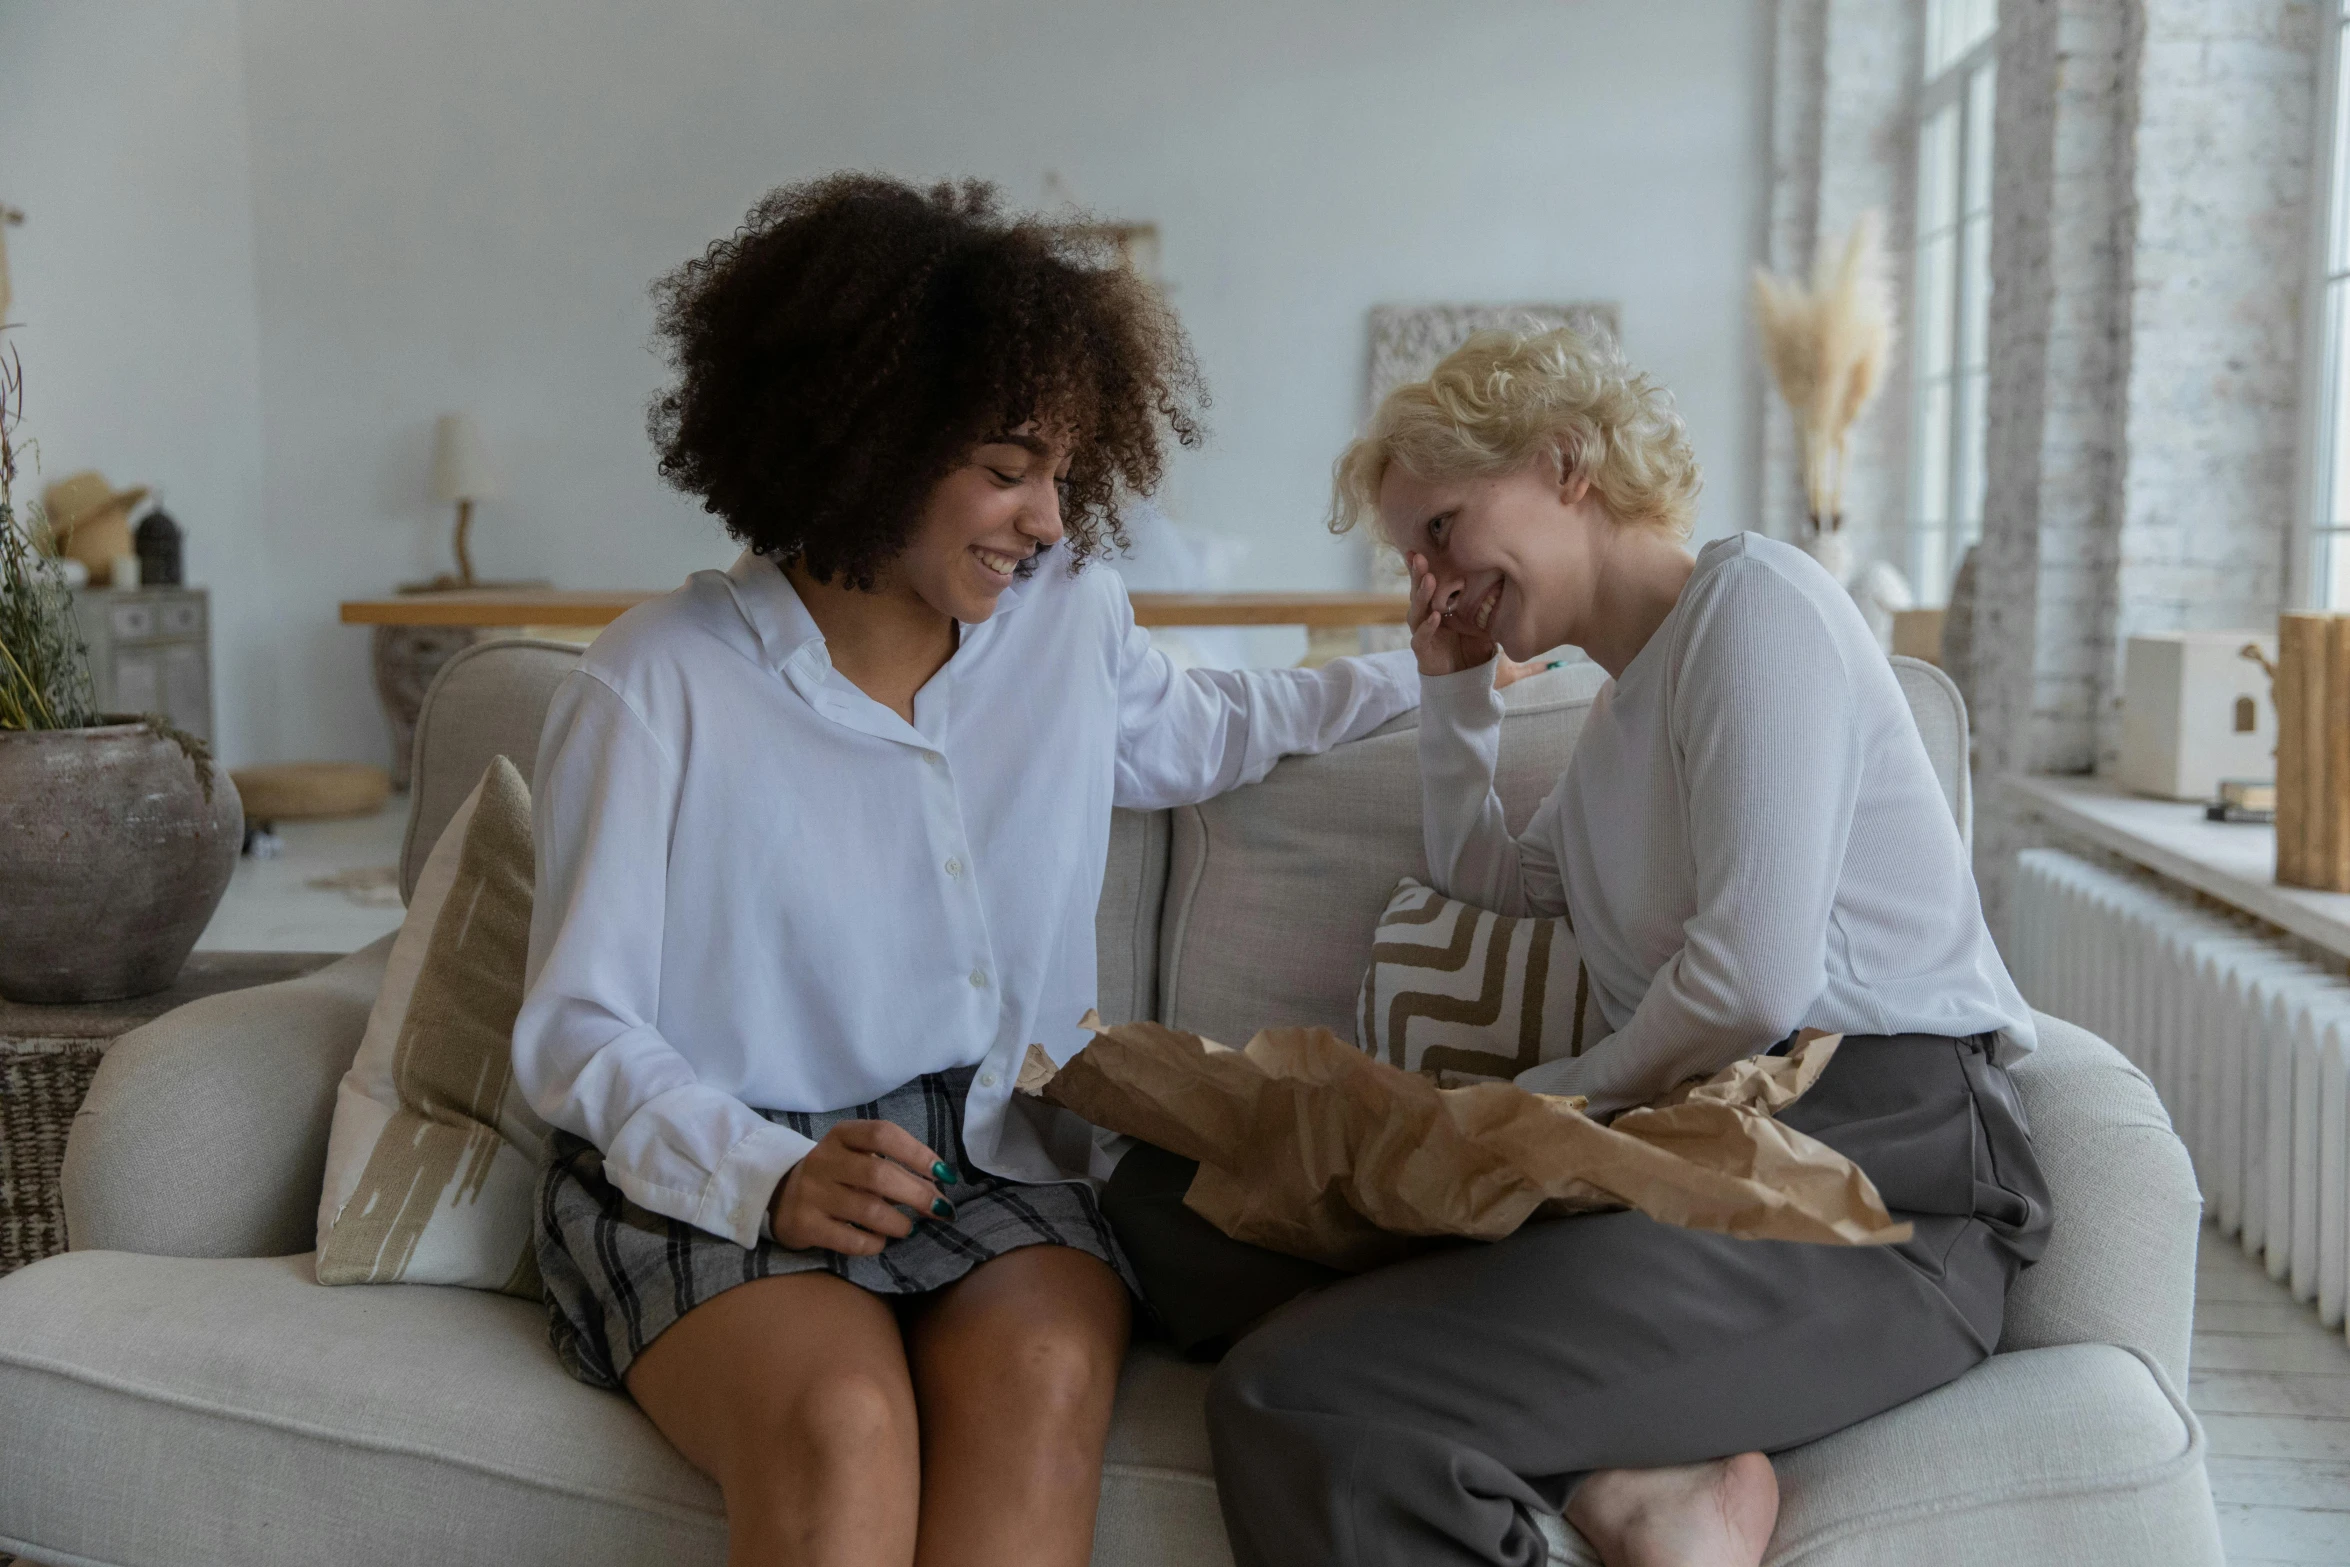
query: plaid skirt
[{"left": 537, "top": 1064, "right": 1139, "bottom": 1389}]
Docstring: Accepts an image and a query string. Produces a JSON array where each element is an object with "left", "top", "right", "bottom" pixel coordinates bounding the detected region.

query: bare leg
[
  {"left": 626, "top": 1272, "right": 921, "bottom": 1567},
  {"left": 1566, "top": 1454, "right": 1779, "bottom": 1567},
  {"left": 904, "top": 1245, "right": 1132, "bottom": 1567}
]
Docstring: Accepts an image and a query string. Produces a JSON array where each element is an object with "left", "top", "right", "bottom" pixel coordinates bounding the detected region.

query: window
[
  {"left": 1908, "top": 0, "right": 1998, "bottom": 603},
  {"left": 2303, "top": 5, "right": 2350, "bottom": 606}
]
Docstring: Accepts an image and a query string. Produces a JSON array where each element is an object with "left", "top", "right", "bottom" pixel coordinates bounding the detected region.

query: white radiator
[{"left": 2011, "top": 847, "right": 2350, "bottom": 1341}]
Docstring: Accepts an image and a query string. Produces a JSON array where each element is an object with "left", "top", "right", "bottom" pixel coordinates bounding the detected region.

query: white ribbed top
[{"left": 1418, "top": 531, "right": 2033, "bottom": 1115}]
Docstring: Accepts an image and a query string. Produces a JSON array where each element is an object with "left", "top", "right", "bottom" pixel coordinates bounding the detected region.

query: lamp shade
[{"left": 430, "top": 413, "right": 498, "bottom": 503}]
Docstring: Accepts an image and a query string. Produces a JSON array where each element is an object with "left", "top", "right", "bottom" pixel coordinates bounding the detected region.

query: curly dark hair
[{"left": 648, "top": 174, "right": 1205, "bottom": 589}]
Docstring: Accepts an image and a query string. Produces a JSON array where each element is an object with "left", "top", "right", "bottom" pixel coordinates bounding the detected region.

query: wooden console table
[
  {"left": 343, "top": 590, "right": 1411, "bottom": 780},
  {"left": 339, "top": 588, "right": 1410, "bottom": 630}
]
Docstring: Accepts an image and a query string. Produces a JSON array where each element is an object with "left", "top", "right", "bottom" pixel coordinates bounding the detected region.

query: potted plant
[{"left": 0, "top": 347, "right": 240, "bottom": 1003}]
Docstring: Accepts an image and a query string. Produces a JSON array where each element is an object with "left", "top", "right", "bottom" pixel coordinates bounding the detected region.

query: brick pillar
[{"left": 1967, "top": 0, "right": 2320, "bottom": 936}]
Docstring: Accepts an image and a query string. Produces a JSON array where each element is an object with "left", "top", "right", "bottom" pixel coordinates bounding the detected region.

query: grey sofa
[{"left": 0, "top": 640, "right": 2221, "bottom": 1567}]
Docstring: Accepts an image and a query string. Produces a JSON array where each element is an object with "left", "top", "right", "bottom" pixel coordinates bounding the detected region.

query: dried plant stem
[
  {"left": 0, "top": 342, "right": 102, "bottom": 732},
  {"left": 1751, "top": 213, "right": 1894, "bottom": 532}
]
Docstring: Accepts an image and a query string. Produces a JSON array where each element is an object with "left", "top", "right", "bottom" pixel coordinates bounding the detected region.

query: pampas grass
[{"left": 1752, "top": 211, "right": 1894, "bottom": 533}]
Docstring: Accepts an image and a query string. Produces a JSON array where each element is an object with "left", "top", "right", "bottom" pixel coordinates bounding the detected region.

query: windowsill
[{"left": 2002, "top": 773, "right": 2350, "bottom": 963}]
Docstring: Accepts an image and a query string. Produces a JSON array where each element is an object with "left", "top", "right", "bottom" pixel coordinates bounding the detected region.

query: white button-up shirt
[{"left": 514, "top": 549, "right": 1418, "bottom": 1248}]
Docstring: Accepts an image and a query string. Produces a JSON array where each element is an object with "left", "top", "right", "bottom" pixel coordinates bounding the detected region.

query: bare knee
[
  {"left": 715, "top": 1365, "right": 916, "bottom": 1502},
  {"left": 988, "top": 1323, "right": 1120, "bottom": 1441},
  {"left": 791, "top": 1366, "right": 917, "bottom": 1461}
]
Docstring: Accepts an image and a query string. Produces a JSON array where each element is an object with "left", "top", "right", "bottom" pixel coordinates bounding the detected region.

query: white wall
[
  {"left": 0, "top": 0, "right": 270, "bottom": 758},
  {"left": 6, "top": 0, "right": 1765, "bottom": 767}
]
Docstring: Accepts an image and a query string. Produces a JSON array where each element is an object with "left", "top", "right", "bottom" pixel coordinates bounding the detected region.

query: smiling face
[
  {"left": 1375, "top": 457, "right": 1608, "bottom": 659},
  {"left": 892, "top": 428, "right": 1073, "bottom": 623}
]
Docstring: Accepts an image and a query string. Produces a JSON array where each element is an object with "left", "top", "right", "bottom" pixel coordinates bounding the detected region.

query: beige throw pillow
[
  {"left": 315, "top": 757, "right": 547, "bottom": 1297},
  {"left": 1355, "top": 878, "right": 1608, "bottom": 1082}
]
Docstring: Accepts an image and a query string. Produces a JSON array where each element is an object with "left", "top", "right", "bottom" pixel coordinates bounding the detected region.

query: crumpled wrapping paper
[{"left": 1021, "top": 1012, "right": 1911, "bottom": 1271}]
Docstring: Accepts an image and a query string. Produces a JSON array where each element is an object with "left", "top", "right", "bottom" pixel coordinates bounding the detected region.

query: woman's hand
[
  {"left": 1408, "top": 552, "right": 1543, "bottom": 688},
  {"left": 768, "top": 1120, "right": 955, "bottom": 1255},
  {"left": 1407, "top": 552, "right": 1500, "bottom": 678}
]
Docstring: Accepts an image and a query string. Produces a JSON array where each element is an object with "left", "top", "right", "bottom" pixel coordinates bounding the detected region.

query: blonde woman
[{"left": 1203, "top": 329, "right": 2051, "bottom": 1567}]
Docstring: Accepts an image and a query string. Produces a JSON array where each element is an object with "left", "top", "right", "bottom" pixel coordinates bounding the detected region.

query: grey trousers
[{"left": 1201, "top": 1032, "right": 2052, "bottom": 1567}]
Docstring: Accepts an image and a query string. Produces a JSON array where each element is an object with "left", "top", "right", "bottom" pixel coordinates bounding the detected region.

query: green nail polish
[
  {"left": 932, "top": 1161, "right": 958, "bottom": 1184},
  {"left": 931, "top": 1198, "right": 956, "bottom": 1219}
]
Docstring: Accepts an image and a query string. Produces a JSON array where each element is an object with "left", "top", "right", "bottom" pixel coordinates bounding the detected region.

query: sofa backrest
[
  {"left": 404, "top": 643, "right": 1971, "bottom": 1040},
  {"left": 401, "top": 639, "right": 583, "bottom": 902}
]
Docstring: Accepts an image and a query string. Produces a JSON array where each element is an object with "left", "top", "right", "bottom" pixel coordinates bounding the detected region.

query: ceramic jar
[{"left": 0, "top": 722, "right": 241, "bottom": 1003}]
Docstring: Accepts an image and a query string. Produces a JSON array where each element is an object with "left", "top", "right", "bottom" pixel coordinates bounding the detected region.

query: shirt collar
[
  {"left": 723, "top": 550, "right": 827, "bottom": 677},
  {"left": 723, "top": 544, "right": 1047, "bottom": 677}
]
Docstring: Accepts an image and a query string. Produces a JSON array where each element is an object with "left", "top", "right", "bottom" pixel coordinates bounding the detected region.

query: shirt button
[
  {"left": 945, "top": 857, "right": 963, "bottom": 878},
  {"left": 979, "top": 1072, "right": 998, "bottom": 1089},
  {"left": 969, "top": 968, "right": 988, "bottom": 988}
]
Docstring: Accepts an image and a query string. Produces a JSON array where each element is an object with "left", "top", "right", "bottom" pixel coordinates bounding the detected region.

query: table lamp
[{"left": 430, "top": 413, "right": 497, "bottom": 587}]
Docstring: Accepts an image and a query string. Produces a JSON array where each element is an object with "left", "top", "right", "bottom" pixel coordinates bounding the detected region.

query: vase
[
  {"left": 1801, "top": 528, "right": 1854, "bottom": 587},
  {"left": 0, "top": 721, "right": 241, "bottom": 1003}
]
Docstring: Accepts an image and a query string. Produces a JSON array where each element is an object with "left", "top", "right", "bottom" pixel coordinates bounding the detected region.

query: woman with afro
[{"left": 512, "top": 174, "right": 1437, "bottom": 1567}]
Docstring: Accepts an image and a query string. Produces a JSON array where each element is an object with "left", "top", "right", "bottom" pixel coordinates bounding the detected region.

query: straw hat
[{"left": 43, "top": 470, "right": 149, "bottom": 585}]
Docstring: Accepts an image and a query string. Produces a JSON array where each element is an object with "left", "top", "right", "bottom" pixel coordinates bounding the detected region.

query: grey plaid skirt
[{"left": 537, "top": 1064, "right": 1139, "bottom": 1389}]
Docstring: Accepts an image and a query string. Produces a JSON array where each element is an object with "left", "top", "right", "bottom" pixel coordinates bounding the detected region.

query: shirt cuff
[
  {"left": 1418, "top": 657, "right": 1502, "bottom": 725},
  {"left": 695, "top": 1119, "right": 819, "bottom": 1250}
]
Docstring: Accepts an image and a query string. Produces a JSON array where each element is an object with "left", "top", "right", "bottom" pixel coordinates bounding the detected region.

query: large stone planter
[{"left": 0, "top": 722, "right": 241, "bottom": 1004}]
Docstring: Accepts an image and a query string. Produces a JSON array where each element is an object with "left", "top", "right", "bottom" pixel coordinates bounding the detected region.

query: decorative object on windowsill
[
  {"left": 1891, "top": 607, "right": 1946, "bottom": 665},
  {"left": 0, "top": 348, "right": 239, "bottom": 1004},
  {"left": 2206, "top": 779, "right": 2276, "bottom": 825},
  {"left": 1751, "top": 211, "right": 1894, "bottom": 589},
  {"left": 2117, "top": 631, "right": 2279, "bottom": 804},
  {"left": 1850, "top": 559, "right": 1916, "bottom": 653},
  {"left": 41, "top": 470, "right": 148, "bottom": 587},
  {"left": 134, "top": 504, "right": 183, "bottom": 587},
  {"left": 417, "top": 412, "right": 499, "bottom": 591},
  {"left": 2272, "top": 613, "right": 2350, "bottom": 891}
]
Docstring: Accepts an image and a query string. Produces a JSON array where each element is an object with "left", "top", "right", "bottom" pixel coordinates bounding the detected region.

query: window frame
[
  {"left": 1907, "top": 9, "right": 1999, "bottom": 605},
  {"left": 2294, "top": 1, "right": 2350, "bottom": 609}
]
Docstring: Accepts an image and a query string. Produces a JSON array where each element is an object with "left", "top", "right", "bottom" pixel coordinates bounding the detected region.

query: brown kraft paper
[{"left": 1019, "top": 1012, "right": 1912, "bottom": 1272}]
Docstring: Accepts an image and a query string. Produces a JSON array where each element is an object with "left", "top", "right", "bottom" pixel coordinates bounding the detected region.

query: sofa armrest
[
  {"left": 1998, "top": 1010, "right": 2203, "bottom": 1388},
  {"left": 61, "top": 935, "right": 392, "bottom": 1259}
]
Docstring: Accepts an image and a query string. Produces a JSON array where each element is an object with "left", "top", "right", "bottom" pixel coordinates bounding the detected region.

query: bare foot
[{"left": 1565, "top": 1452, "right": 1778, "bottom": 1567}]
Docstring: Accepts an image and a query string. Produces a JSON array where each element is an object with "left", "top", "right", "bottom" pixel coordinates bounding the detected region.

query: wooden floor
[{"left": 2193, "top": 1223, "right": 2350, "bottom": 1563}]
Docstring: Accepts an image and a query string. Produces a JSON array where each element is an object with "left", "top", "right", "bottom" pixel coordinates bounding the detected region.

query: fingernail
[
  {"left": 932, "top": 1161, "right": 958, "bottom": 1184},
  {"left": 931, "top": 1198, "right": 956, "bottom": 1219}
]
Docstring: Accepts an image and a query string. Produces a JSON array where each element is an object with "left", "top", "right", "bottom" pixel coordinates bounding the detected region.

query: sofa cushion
[
  {"left": 0, "top": 1251, "right": 2215, "bottom": 1567},
  {"left": 0, "top": 1249, "right": 1224, "bottom": 1567},
  {"left": 1355, "top": 877, "right": 1609, "bottom": 1077},
  {"left": 1160, "top": 663, "right": 1607, "bottom": 1047},
  {"left": 318, "top": 758, "right": 548, "bottom": 1297}
]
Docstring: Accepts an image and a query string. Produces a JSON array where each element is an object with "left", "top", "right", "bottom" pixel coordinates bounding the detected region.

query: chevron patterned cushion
[{"left": 1354, "top": 878, "right": 1608, "bottom": 1082}]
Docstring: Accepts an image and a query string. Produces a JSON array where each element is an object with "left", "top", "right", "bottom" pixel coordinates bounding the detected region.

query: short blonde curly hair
[{"left": 1329, "top": 326, "right": 1701, "bottom": 541}]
